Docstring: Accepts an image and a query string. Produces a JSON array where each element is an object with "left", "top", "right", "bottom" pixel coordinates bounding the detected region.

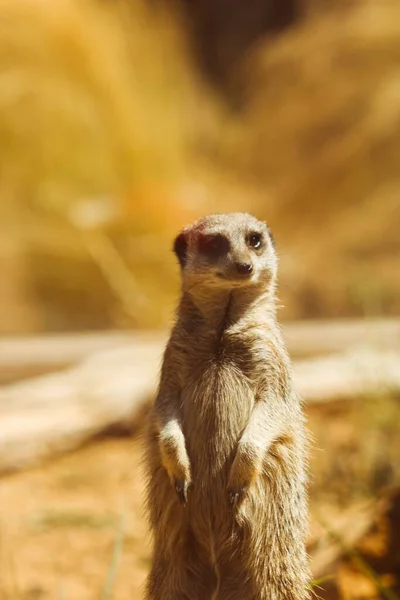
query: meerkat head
[{"left": 173, "top": 213, "right": 277, "bottom": 292}]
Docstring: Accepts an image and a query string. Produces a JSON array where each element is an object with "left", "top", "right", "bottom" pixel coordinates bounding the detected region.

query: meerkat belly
[{"left": 181, "top": 360, "right": 254, "bottom": 481}]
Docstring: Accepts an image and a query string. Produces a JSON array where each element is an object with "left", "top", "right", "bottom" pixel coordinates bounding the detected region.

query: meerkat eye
[
  {"left": 198, "top": 234, "right": 230, "bottom": 259},
  {"left": 247, "top": 232, "right": 262, "bottom": 249}
]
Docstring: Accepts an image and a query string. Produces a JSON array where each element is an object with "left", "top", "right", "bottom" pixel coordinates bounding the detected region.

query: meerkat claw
[
  {"left": 228, "top": 486, "right": 246, "bottom": 508},
  {"left": 175, "top": 479, "right": 190, "bottom": 505}
]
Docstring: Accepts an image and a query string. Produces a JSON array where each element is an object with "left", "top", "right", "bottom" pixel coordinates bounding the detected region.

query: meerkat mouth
[{"left": 215, "top": 272, "right": 257, "bottom": 286}]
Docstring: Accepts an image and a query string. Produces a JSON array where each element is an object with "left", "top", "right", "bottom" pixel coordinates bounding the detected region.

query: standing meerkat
[{"left": 144, "top": 212, "right": 310, "bottom": 600}]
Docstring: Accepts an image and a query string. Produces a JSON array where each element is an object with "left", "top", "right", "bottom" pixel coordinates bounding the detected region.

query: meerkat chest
[
  {"left": 178, "top": 327, "right": 260, "bottom": 382},
  {"left": 178, "top": 331, "right": 257, "bottom": 447}
]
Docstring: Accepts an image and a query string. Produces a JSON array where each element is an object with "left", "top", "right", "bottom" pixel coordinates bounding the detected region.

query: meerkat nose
[{"left": 236, "top": 262, "right": 253, "bottom": 275}]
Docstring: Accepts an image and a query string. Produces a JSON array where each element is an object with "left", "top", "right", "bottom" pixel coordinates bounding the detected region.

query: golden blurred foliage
[
  {"left": 0, "top": 0, "right": 222, "bottom": 331},
  {"left": 0, "top": 0, "right": 399, "bottom": 333},
  {"left": 0, "top": 0, "right": 190, "bottom": 196},
  {"left": 239, "top": 0, "right": 400, "bottom": 318}
]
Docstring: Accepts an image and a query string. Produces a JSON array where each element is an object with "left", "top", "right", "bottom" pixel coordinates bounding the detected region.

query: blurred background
[{"left": 0, "top": 0, "right": 399, "bottom": 598}]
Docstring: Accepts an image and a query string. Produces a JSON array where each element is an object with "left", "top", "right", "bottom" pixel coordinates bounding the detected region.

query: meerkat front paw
[
  {"left": 228, "top": 443, "right": 260, "bottom": 509},
  {"left": 227, "top": 467, "right": 252, "bottom": 510}
]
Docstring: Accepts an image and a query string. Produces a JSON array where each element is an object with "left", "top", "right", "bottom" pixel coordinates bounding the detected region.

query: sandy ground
[
  {"left": 1, "top": 397, "right": 400, "bottom": 600},
  {"left": 0, "top": 438, "right": 150, "bottom": 600}
]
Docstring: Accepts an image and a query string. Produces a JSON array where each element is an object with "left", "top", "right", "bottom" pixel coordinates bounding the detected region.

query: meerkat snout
[{"left": 235, "top": 262, "right": 253, "bottom": 275}]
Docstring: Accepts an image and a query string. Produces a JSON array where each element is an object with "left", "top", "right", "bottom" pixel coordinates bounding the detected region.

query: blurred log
[
  {"left": 293, "top": 348, "right": 400, "bottom": 403},
  {"left": 0, "top": 341, "right": 162, "bottom": 474},
  {"left": 284, "top": 317, "right": 400, "bottom": 358},
  {"left": 0, "top": 341, "right": 400, "bottom": 475},
  {"left": 0, "top": 318, "right": 399, "bottom": 383},
  {"left": 0, "top": 330, "right": 165, "bottom": 384}
]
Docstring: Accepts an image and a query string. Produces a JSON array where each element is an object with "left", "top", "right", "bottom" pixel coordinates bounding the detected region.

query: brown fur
[{"left": 143, "top": 213, "right": 311, "bottom": 600}]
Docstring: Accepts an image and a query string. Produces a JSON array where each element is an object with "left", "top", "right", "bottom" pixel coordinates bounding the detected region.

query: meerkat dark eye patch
[
  {"left": 247, "top": 232, "right": 263, "bottom": 250},
  {"left": 198, "top": 234, "right": 230, "bottom": 259}
]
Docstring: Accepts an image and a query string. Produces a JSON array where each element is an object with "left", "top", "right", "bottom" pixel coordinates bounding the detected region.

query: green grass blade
[{"left": 100, "top": 508, "right": 126, "bottom": 600}]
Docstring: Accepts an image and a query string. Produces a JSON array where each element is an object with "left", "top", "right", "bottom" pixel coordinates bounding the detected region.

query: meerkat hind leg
[{"left": 145, "top": 538, "right": 217, "bottom": 600}]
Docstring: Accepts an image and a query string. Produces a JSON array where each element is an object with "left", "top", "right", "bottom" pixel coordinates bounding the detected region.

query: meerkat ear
[
  {"left": 173, "top": 231, "right": 188, "bottom": 268},
  {"left": 267, "top": 227, "right": 276, "bottom": 249}
]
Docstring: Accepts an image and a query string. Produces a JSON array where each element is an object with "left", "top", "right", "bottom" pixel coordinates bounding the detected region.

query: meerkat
[{"left": 143, "top": 212, "right": 310, "bottom": 600}]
